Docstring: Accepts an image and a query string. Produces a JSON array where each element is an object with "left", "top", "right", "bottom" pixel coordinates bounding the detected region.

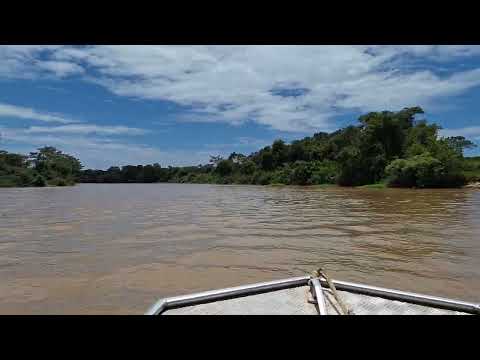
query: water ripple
[{"left": 0, "top": 183, "right": 479, "bottom": 314}]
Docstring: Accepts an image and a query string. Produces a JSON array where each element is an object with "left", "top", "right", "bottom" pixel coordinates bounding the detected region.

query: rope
[{"left": 313, "top": 267, "right": 353, "bottom": 315}]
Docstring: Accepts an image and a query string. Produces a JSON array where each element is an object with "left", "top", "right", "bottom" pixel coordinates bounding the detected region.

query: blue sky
[{"left": 1, "top": 45, "right": 479, "bottom": 169}]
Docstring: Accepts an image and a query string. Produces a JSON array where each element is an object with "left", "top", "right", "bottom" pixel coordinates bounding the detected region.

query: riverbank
[
  {"left": 0, "top": 183, "right": 76, "bottom": 188},
  {"left": 272, "top": 182, "right": 480, "bottom": 190},
  {"left": 4, "top": 181, "right": 480, "bottom": 190},
  {"left": 0, "top": 177, "right": 76, "bottom": 188},
  {"left": 74, "top": 180, "right": 480, "bottom": 190},
  {"left": 0, "top": 147, "right": 81, "bottom": 188}
]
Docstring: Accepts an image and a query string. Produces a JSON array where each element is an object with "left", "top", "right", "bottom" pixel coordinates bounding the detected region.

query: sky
[{"left": 1, "top": 45, "right": 480, "bottom": 169}]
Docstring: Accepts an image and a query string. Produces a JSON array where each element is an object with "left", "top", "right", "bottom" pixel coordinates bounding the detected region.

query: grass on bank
[
  {"left": 463, "top": 156, "right": 480, "bottom": 183},
  {"left": 357, "top": 182, "right": 388, "bottom": 189}
]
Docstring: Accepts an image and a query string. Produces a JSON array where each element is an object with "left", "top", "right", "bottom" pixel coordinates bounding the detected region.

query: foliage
[
  {"left": 462, "top": 156, "right": 480, "bottom": 182},
  {"left": 358, "top": 182, "right": 387, "bottom": 189},
  {"left": 0, "top": 147, "right": 81, "bottom": 187},
  {"left": 32, "top": 175, "right": 47, "bottom": 187},
  {"left": 77, "top": 106, "right": 476, "bottom": 188},
  {"left": 215, "top": 159, "right": 233, "bottom": 176},
  {"left": 386, "top": 153, "right": 465, "bottom": 188}
]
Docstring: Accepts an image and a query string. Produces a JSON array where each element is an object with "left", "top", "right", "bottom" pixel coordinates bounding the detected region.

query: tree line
[
  {"left": 0, "top": 146, "right": 82, "bottom": 187},
  {"left": 79, "top": 107, "right": 478, "bottom": 188}
]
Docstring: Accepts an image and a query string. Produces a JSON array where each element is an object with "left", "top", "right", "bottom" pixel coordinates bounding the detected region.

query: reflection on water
[{"left": 1, "top": 184, "right": 479, "bottom": 314}]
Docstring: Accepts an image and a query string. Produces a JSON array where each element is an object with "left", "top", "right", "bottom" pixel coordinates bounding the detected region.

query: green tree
[
  {"left": 122, "top": 165, "right": 138, "bottom": 182},
  {"left": 291, "top": 161, "right": 312, "bottom": 185},
  {"left": 29, "top": 147, "right": 82, "bottom": 182},
  {"left": 209, "top": 155, "right": 223, "bottom": 165},
  {"left": 215, "top": 159, "right": 233, "bottom": 176},
  {"left": 143, "top": 164, "right": 158, "bottom": 183},
  {"left": 386, "top": 152, "right": 465, "bottom": 188},
  {"left": 289, "top": 140, "right": 308, "bottom": 162},
  {"left": 271, "top": 139, "right": 289, "bottom": 167},
  {"left": 73, "top": 106, "right": 475, "bottom": 189},
  {"left": 32, "top": 175, "right": 47, "bottom": 187},
  {"left": 259, "top": 149, "right": 275, "bottom": 171},
  {"left": 228, "top": 152, "right": 246, "bottom": 164},
  {"left": 444, "top": 136, "right": 476, "bottom": 156},
  {"left": 241, "top": 160, "right": 257, "bottom": 175}
]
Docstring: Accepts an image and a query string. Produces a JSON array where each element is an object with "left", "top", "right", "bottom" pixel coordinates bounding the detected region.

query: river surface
[{"left": 1, "top": 183, "right": 479, "bottom": 314}]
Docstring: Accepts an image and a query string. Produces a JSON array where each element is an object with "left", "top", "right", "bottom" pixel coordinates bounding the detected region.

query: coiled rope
[{"left": 313, "top": 267, "right": 353, "bottom": 315}]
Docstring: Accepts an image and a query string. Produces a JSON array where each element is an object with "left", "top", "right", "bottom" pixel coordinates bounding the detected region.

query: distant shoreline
[
  {"left": 74, "top": 181, "right": 479, "bottom": 189},
  {"left": 3, "top": 181, "right": 479, "bottom": 190}
]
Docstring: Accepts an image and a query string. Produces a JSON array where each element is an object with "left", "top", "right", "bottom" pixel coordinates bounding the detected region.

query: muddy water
[{"left": 0, "top": 183, "right": 479, "bottom": 314}]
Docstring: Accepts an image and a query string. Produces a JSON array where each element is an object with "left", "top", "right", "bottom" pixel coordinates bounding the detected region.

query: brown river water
[{"left": 1, "top": 183, "right": 479, "bottom": 314}]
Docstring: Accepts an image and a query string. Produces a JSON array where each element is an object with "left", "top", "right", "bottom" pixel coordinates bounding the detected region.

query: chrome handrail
[
  {"left": 145, "top": 275, "right": 311, "bottom": 315},
  {"left": 321, "top": 278, "right": 480, "bottom": 314},
  {"left": 145, "top": 275, "right": 480, "bottom": 315},
  {"left": 310, "top": 278, "right": 327, "bottom": 315}
]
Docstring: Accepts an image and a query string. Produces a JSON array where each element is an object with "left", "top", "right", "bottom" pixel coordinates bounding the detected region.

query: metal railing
[
  {"left": 145, "top": 275, "right": 480, "bottom": 315},
  {"left": 145, "top": 276, "right": 310, "bottom": 315}
]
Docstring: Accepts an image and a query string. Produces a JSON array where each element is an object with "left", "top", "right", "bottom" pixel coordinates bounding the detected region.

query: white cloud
[
  {"left": 0, "top": 45, "right": 64, "bottom": 79},
  {"left": 36, "top": 61, "right": 84, "bottom": 77},
  {"left": 52, "top": 45, "right": 480, "bottom": 132},
  {"left": 440, "top": 126, "right": 480, "bottom": 141},
  {"left": 2, "top": 45, "right": 480, "bottom": 134},
  {"left": 202, "top": 136, "right": 273, "bottom": 153},
  {"left": 369, "top": 45, "right": 480, "bottom": 61},
  {"left": 0, "top": 128, "right": 210, "bottom": 169},
  {"left": 0, "top": 101, "right": 155, "bottom": 168},
  {"left": 0, "top": 102, "right": 77, "bottom": 123},
  {"left": 25, "top": 124, "right": 148, "bottom": 136},
  {"left": 236, "top": 137, "right": 272, "bottom": 148}
]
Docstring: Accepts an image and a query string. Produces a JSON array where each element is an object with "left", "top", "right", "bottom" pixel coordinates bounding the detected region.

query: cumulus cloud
[
  {"left": 440, "top": 126, "right": 480, "bottom": 141},
  {"left": 0, "top": 102, "right": 77, "bottom": 123},
  {"left": 0, "top": 45, "right": 65, "bottom": 79},
  {"left": 2, "top": 45, "right": 480, "bottom": 132},
  {"left": 0, "top": 102, "right": 153, "bottom": 168},
  {"left": 2, "top": 45, "right": 480, "bottom": 166},
  {"left": 36, "top": 61, "right": 84, "bottom": 77},
  {"left": 368, "top": 45, "right": 480, "bottom": 61},
  {"left": 236, "top": 137, "right": 272, "bottom": 148},
  {"left": 24, "top": 124, "right": 149, "bottom": 136},
  {"left": 0, "top": 127, "right": 209, "bottom": 169},
  {"left": 53, "top": 46, "right": 480, "bottom": 132}
]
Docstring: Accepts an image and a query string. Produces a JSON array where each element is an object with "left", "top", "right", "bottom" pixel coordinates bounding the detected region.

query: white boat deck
[{"left": 163, "top": 285, "right": 469, "bottom": 315}]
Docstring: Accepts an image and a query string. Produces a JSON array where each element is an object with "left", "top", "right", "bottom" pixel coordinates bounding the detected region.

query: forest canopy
[
  {"left": 0, "top": 146, "right": 82, "bottom": 187},
  {"left": 1, "top": 107, "right": 478, "bottom": 188},
  {"left": 78, "top": 107, "right": 478, "bottom": 188}
]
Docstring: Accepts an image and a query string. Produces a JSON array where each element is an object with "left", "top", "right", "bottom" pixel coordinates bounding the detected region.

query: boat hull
[{"left": 146, "top": 276, "right": 480, "bottom": 315}]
